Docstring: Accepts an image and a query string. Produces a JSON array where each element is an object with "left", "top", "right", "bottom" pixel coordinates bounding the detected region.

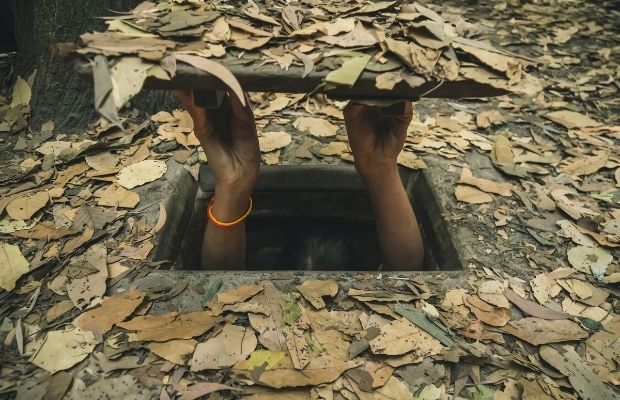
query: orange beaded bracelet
[{"left": 206, "top": 197, "right": 253, "bottom": 228}]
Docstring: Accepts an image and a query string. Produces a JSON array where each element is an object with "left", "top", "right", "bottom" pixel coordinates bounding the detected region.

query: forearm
[
  {"left": 201, "top": 186, "right": 251, "bottom": 269},
  {"left": 360, "top": 166, "right": 424, "bottom": 269}
]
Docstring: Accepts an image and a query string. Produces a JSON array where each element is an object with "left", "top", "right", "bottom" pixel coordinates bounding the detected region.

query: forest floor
[{"left": 0, "top": 0, "right": 618, "bottom": 399}]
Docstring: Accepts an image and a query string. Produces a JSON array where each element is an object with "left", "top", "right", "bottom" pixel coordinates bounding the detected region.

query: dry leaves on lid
[
  {"left": 375, "top": 71, "right": 403, "bottom": 90},
  {"left": 459, "top": 166, "right": 512, "bottom": 196},
  {"left": 6, "top": 191, "right": 49, "bottom": 220},
  {"left": 285, "top": 325, "right": 309, "bottom": 370},
  {"left": 96, "top": 183, "right": 140, "bottom": 208},
  {"left": 501, "top": 317, "right": 588, "bottom": 345},
  {"left": 293, "top": 117, "right": 338, "bottom": 137},
  {"left": 191, "top": 324, "right": 257, "bottom": 370},
  {"left": 0, "top": 242, "right": 30, "bottom": 291},
  {"left": 73, "top": 289, "right": 145, "bottom": 334},
  {"left": 117, "top": 159, "right": 167, "bottom": 189},
  {"left": 65, "top": 244, "right": 108, "bottom": 309},
  {"left": 30, "top": 327, "right": 96, "bottom": 374},
  {"left": 455, "top": 184, "right": 493, "bottom": 204},
  {"left": 148, "top": 339, "right": 197, "bottom": 365},
  {"left": 258, "top": 131, "right": 292, "bottom": 153},
  {"left": 118, "top": 311, "right": 222, "bottom": 342},
  {"left": 325, "top": 54, "right": 371, "bottom": 87},
  {"left": 296, "top": 280, "right": 339, "bottom": 309}
]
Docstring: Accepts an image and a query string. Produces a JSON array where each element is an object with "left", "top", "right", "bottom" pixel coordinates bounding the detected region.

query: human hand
[
  {"left": 343, "top": 102, "right": 413, "bottom": 179},
  {"left": 176, "top": 90, "right": 260, "bottom": 219}
]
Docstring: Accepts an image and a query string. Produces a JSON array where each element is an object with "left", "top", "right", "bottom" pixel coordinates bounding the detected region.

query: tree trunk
[{"left": 10, "top": 0, "right": 178, "bottom": 133}]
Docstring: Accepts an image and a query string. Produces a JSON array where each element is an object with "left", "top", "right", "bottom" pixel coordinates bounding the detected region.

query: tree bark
[{"left": 10, "top": 0, "right": 178, "bottom": 133}]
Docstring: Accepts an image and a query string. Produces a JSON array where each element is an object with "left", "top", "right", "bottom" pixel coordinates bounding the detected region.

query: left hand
[{"left": 343, "top": 102, "right": 413, "bottom": 178}]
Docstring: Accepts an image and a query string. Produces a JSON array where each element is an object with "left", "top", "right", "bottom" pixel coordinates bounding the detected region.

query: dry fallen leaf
[
  {"left": 501, "top": 317, "right": 588, "bottom": 345},
  {"left": 459, "top": 166, "right": 512, "bottom": 196},
  {"left": 65, "top": 244, "right": 108, "bottom": 309},
  {"left": 504, "top": 288, "right": 570, "bottom": 320},
  {"left": 233, "top": 354, "right": 362, "bottom": 388},
  {"left": 0, "top": 242, "right": 30, "bottom": 291},
  {"left": 463, "top": 295, "right": 512, "bottom": 327},
  {"left": 476, "top": 110, "right": 505, "bottom": 128},
  {"left": 118, "top": 311, "right": 222, "bottom": 342},
  {"left": 567, "top": 245, "right": 613, "bottom": 279},
  {"left": 539, "top": 345, "right": 618, "bottom": 400},
  {"left": 85, "top": 151, "right": 119, "bottom": 171},
  {"left": 293, "top": 117, "right": 338, "bottom": 137},
  {"left": 477, "top": 280, "right": 510, "bottom": 308},
  {"left": 149, "top": 339, "right": 197, "bottom": 365},
  {"left": 73, "top": 289, "right": 145, "bottom": 334},
  {"left": 259, "top": 131, "right": 292, "bottom": 153},
  {"left": 117, "top": 159, "right": 167, "bottom": 189},
  {"left": 296, "top": 280, "right": 339, "bottom": 309},
  {"left": 6, "top": 191, "right": 49, "bottom": 220},
  {"left": 544, "top": 110, "right": 602, "bottom": 129},
  {"left": 30, "top": 327, "right": 96, "bottom": 374},
  {"left": 369, "top": 317, "right": 444, "bottom": 356},
  {"left": 455, "top": 184, "right": 493, "bottom": 204},
  {"left": 96, "top": 183, "right": 140, "bottom": 208},
  {"left": 191, "top": 324, "right": 257, "bottom": 370}
]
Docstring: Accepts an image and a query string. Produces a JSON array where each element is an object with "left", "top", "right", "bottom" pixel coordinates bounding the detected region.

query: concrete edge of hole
[
  {"left": 114, "top": 269, "right": 469, "bottom": 314},
  {"left": 148, "top": 163, "right": 468, "bottom": 271},
  {"left": 146, "top": 158, "right": 198, "bottom": 264}
]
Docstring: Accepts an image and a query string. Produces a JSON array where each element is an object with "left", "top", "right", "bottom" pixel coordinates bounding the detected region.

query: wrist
[
  {"left": 355, "top": 159, "right": 398, "bottom": 182},
  {"left": 212, "top": 185, "right": 253, "bottom": 222}
]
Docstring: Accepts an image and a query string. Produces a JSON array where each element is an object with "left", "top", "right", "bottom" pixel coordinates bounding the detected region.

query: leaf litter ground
[{"left": 0, "top": 0, "right": 619, "bottom": 399}]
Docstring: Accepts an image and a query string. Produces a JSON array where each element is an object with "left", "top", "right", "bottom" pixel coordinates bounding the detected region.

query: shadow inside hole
[{"left": 167, "top": 165, "right": 458, "bottom": 271}]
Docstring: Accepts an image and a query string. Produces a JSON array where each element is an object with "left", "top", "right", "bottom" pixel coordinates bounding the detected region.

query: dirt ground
[{"left": 0, "top": 0, "right": 618, "bottom": 399}]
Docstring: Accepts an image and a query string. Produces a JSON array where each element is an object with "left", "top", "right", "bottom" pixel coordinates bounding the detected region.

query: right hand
[{"left": 175, "top": 90, "right": 260, "bottom": 197}]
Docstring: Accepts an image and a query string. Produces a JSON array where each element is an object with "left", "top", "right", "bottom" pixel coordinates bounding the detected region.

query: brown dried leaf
[
  {"left": 369, "top": 317, "right": 444, "bottom": 356},
  {"left": 232, "top": 354, "right": 362, "bottom": 388},
  {"left": 30, "top": 327, "right": 96, "bottom": 374},
  {"left": 148, "top": 339, "right": 197, "bottom": 365},
  {"left": 459, "top": 166, "right": 512, "bottom": 196},
  {"left": 0, "top": 242, "right": 30, "bottom": 291},
  {"left": 501, "top": 318, "right": 588, "bottom": 345},
  {"left": 544, "top": 110, "right": 602, "bottom": 129},
  {"left": 504, "top": 288, "right": 570, "bottom": 320},
  {"left": 191, "top": 324, "right": 257, "bottom": 370},
  {"left": 296, "top": 280, "right": 339, "bottom": 309},
  {"left": 454, "top": 184, "right": 493, "bottom": 204},
  {"left": 259, "top": 131, "right": 292, "bottom": 153},
  {"left": 463, "top": 295, "right": 511, "bottom": 327},
  {"left": 73, "top": 289, "right": 145, "bottom": 334},
  {"left": 96, "top": 183, "right": 140, "bottom": 208},
  {"left": 293, "top": 117, "right": 338, "bottom": 137},
  {"left": 118, "top": 311, "right": 222, "bottom": 342},
  {"left": 6, "top": 191, "right": 49, "bottom": 220}
]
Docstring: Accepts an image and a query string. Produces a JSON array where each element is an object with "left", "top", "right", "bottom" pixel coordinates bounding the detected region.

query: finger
[{"left": 228, "top": 91, "right": 258, "bottom": 140}]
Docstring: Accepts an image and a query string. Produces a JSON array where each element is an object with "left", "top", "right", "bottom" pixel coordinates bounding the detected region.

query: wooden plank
[{"left": 75, "top": 59, "right": 509, "bottom": 100}]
